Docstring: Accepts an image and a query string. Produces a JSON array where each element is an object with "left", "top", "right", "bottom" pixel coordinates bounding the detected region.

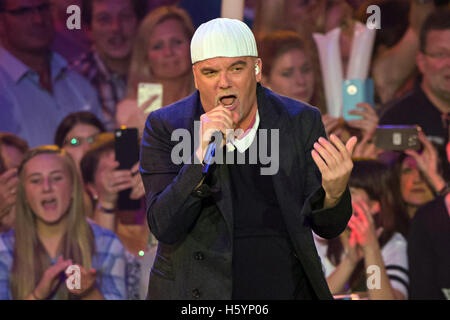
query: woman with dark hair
[
  {"left": 314, "top": 160, "right": 410, "bottom": 299},
  {"left": 0, "top": 146, "right": 127, "bottom": 299},
  {"left": 54, "top": 111, "right": 106, "bottom": 169},
  {"left": 391, "top": 132, "right": 446, "bottom": 219},
  {"left": 257, "top": 30, "right": 325, "bottom": 113},
  {"left": 257, "top": 29, "right": 380, "bottom": 159}
]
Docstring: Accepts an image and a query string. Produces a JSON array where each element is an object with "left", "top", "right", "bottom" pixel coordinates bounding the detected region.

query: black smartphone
[
  {"left": 114, "top": 127, "right": 141, "bottom": 211},
  {"left": 373, "top": 125, "right": 421, "bottom": 151}
]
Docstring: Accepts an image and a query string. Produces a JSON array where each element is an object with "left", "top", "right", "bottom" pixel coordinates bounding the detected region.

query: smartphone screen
[{"left": 138, "top": 83, "right": 163, "bottom": 114}]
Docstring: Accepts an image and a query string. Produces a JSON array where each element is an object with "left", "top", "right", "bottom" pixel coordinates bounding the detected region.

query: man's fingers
[
  {"left": 317, "top": 137, "right": 342, "bottom": 164},
  {"left": 329, "top": 134, "right": 354, "bottom": 162},
  {"left": 313, "top": 142, "right": 337, "bottom": 168},
  {"left": 311, "top": 150, "right": 329, "bottom": 175},
  {"left": 345, "top": 136, "right": 358, "bottom": 155}
]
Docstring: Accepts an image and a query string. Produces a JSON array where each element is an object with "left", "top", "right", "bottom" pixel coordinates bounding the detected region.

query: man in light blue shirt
[{"left": 0, "top": 0, "right": 103, "bottom": 147}]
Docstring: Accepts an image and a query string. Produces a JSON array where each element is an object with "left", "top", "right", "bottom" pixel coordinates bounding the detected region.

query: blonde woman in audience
[
  {"left": 0, "top": 146, "right": 127, "bottom": 299},
  {"left": 115, "top": 6, "right": 195, "bottom": 135}
]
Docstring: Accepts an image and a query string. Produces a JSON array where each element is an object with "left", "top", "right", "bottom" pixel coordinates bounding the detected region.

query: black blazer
[{"left": 140, "top": 84, "right": 352, "bottom": 299}]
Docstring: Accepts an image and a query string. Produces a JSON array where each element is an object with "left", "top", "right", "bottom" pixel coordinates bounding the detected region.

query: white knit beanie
[{"left": 190, "top": 18, "right": 258, "bottom": 64}]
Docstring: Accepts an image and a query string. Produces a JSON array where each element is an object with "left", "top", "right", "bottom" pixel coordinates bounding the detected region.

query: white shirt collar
[{"left": 226, "top": 109, "right": 260, "bottom": 153}]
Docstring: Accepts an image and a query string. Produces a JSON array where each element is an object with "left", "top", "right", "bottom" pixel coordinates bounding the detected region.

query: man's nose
[{"left": 218, "top": 72, "right": 231, "bottom": 89}]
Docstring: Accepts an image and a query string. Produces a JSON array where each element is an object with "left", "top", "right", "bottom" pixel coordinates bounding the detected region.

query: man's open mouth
[{"left": 219, "top": 95, "right": 237, "bottom": 107}]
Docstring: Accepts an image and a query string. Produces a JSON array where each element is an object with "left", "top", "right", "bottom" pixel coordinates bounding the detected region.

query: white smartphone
[{"left": 138, "top": 83, "right": 163, "bottom": 114}]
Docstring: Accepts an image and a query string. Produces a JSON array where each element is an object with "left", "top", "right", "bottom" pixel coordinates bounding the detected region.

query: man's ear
[
  {"left": 192, "top": 65, "right": 198, "bottom": 90},
  {"left": 255, "top": 58, "right": 262, "bottom": 82}
]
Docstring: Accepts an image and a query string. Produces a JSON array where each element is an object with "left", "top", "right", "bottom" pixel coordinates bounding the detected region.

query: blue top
[
  {"left": 0, "top": 48, "right": 103, "bottom": 147},
  {"left": 0, "top": 221, "right": 127, "bottom": 300}
]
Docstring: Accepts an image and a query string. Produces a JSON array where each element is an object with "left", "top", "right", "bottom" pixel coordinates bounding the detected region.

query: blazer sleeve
[
  {"left": 300, "top": 108, "right": 352, "bottom": 239},
  {"left": 139, "top": 112, "right": 205, "bottom": 244}
]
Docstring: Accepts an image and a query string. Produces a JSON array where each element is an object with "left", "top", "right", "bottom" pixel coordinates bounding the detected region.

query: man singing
[{"left": 140, "top": 18, "right": 356, "bottom": 300}]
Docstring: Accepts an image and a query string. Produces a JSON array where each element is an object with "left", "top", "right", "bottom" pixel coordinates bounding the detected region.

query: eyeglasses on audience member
[{"left": 64, "top": 134, "right": 99, "bottom": 148}]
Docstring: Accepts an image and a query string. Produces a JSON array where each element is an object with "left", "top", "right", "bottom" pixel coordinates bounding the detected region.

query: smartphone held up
[
  {"left": 138, "top": 83, "right": 163, "bottom": 114},
  {"left": 114, "top": 127, "right": 141, "bottom": 211}
]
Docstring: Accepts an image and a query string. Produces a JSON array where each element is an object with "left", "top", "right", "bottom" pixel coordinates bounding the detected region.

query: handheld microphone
[{"left": 202, "top": 131, "right": 223, "bottom": 175}]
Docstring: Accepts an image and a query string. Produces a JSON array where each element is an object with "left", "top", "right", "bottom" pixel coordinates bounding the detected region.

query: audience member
[
  {"left": 54, "top": 111, "right": 106, "bottom": 169},
  {"left": 80, "top": 133, "right": 153, "bottom": 299},
  {"left": 80, "top": 133, "right": 146, "bottom": 245},
  {"left": 0, "top": 133, "right": 28, "bottom": 233},
  {"left": 379, "top": 9, "right": 450, "bottom": 181},
  {"left": 257, "top": 30, "right": 325, "bottom": 113},
  {"left": 115, "top": 5, "right": 195, "bottom": 135},
  {"left": 0, "top": 0, "right": 103, "bottom": 147},
  {"left": 408, "top": 191, "right": 450, "bottom": 300},
  {"left": 391, "top": 132, "right": 446, "bottom": 219},
  {"left": 253, "top": 0, "right": 355, "bottom": 72},
  {"left": 408, "top": 140, "right": 449, "bottom": 300},
  {"left": 71, "top": 0, "right": 144, "bottom": 131},
  {"left": 363, "top": 0, "right": 437, "bottom": 104},
  {"left": 0, "top": 145, "right": 127, "bottom": 299},
  {"left": 314, "top": 160, "right": 410, "bottom": 300}
]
